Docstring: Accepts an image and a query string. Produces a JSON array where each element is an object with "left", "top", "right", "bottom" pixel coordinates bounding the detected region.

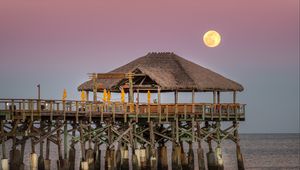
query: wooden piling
[
  {"left": 140, "top": 147, "right": 147, "bottom": 170},
  {"left": 236, "top": 143, "right": 245, "bottom": 170},
  {"left": 45, "top": 121, "right": 51, "bottom": 170},
  {"left": 157, "top": 144, "right": 168, "bottom": 170},
  {"left": 206, "top": 138, "right": 217, "bottom": 170},
  {"left": 86, "top": 148, "right": 95, "bottom": 170},
  {"left": 172, "top": 144, "right": 182, "bottom": 170},
  {"left": 180, "top": 142, "right": 188, "bottom": 170},
  {"left": 94, "top": 143, "right": 101, "bottom": 170},
  {"left": 121, "top": 145, "right": 129, "bottom": 170},
  {"left": 105, "top": 148, "right": 115, "bottom": 170},
  {"left": 196, "top": 122, "right": 205, "bottom": 170},
  {"left": 187, "top": 142, "right": 194, "bottom": 170},
  {"left": 69, "top": 123, "right": 76, "bottom": 170},
  {"left": 234, "top": 122, "right": 245, "bottom": 170},
  {"left": 132, "top": 148, "right": 139, "bottom": 170},
  {"left": 38, "top": 121, "right": 45, "bottom": 170},
  {"left": 20, "top": 137, "right": 27, "bottom": 170}
]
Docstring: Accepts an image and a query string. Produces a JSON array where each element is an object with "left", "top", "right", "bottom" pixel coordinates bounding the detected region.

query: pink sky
[{"left": 0, "top": 0, "right": 299, "bottom": 133}]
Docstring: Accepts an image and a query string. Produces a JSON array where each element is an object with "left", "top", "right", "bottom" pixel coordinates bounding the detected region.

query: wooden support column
[
  {"left": 233, "top": 91, "right": 236, "bottom": 104},
  {"left": 157, "top": 144, "right": 168, "bottom": 170},
  {"left": 1, "top": 120, "right": 9, "bottom": 170},
  {"left": 157, "top": 87, "right": 161, "bottom": 123},
  {"left": 215, "top": 122, "right": 224, "bottom": 170},
  {"left": 86, "top": 91, "right": 89, "bottom": 102},
  {"left": 80, "top": 121, "right": 88, "bottom": 170},
  {"left": 149, "top": 121, "right": 157, "bottom": 170},
  {"left": 234, "top": 121, "right": 244, "bottom": 170},
  {"left": 45, "top": 121, "right": 51, "bottom": 170},
  {"left": 213, "top": 91, "right": 216, "bottom": 104},
  {"left": 206, "top": 122, "right": 217, "bottom": 170},
  {"left": 192, "top": 89, "right": 195, "bottom": 115},
  {"left": 69, "top": 123, "right": 76, "bottom": 170},
  {"left": 187, "top": 142, "right": 194, "bottom": 170},
  {"left": 196, "top": 122, "right": 205, "bottom": 170},
  {"left": 93, "top": 73, "right": 97, "bottom": 102},
  {"left": 174, "top": 90, "right": 178, "bottom": 104},
  {"left": 38, "top": 121, "right": 45, "bottom": 170}
]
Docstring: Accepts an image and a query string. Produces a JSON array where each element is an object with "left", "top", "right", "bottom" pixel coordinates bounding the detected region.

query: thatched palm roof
[{"left": 78, "top": 52, "right": 243, "bottom": 92}]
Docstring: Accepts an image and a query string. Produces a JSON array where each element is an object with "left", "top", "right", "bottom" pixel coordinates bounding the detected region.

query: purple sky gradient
[{"left": 0, "top": 0, "right": 299, "bottom": 133}]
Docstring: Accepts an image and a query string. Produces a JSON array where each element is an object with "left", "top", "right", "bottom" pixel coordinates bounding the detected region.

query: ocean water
[{"left": 0, "top": 134, "right": 299, "bottom": 170}]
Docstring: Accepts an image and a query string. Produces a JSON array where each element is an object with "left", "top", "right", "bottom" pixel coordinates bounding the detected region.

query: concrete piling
[
  {"left": 215, "top": 145, "right": 224, "bottom": 170},
  {"left": 30, "top": 153, "right": 38, "bottom": 170},
  {"left": 80, "top": 161, "right": 88, "bottom": 170},
  {"left": 1, "top": 159, "right": 9, "bottom": 170}
]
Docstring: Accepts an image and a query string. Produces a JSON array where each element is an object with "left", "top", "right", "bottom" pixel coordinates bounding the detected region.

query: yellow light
[
  {"left": 121, "top": 88, "right": 125, "bottom": 103},
  {"left": 62, "top": 89, "right": 67, "bottom": 101},
  {"left": 107, "top": 90, "right": 111, "bottom": 102},
  {"left": 147, "top": 90, "right": 151, "bottom": 104},
  {"left": 203, "top": 30, "right": 221, "bottom": 47},
  {"left": 80, "top": 91, "right": 86, "bottom": 102},
  {"left": 102, "top": 89, "right": 107, "bottom": 102}
]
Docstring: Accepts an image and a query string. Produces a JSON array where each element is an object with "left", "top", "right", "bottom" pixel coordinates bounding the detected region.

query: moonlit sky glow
[{"left": 0, "top": 0, "right": 299, "bottom": 133}]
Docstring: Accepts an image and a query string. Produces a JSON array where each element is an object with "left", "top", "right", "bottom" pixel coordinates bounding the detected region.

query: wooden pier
[{"left": 0, "top": 52, "right": 246, "bottom": 170}]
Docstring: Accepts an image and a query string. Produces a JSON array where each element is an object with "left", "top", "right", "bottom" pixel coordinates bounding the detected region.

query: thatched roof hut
[{"left": 78, "top": 52, "right": 243, "bottom": 92}]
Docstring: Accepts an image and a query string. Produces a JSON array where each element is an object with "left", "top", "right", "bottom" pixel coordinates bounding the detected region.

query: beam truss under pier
[{"left": 0, "top": 99, "right": 245, "bottom": 170}]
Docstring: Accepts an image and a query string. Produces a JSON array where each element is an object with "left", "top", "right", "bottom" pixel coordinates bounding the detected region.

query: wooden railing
[{"left": 0, "top": 99, "right": 245, "bottom": 121}]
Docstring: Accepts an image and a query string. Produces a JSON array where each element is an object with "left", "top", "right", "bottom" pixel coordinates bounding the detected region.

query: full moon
[{"left": 203, "top": 30, "right": 221, "bottom": 47}]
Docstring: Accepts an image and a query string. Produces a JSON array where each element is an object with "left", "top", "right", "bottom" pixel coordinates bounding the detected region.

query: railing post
[
  {"left": 89, "top": 104, "right": 92, "bottom": 123},
  {"left": 165, "top": 105, "right": 169, "bottom": 122},
  {"left": 30, "top": 100, "right": 34, "bottom": 121},
  {"left": 50, "top": 101, "right": 53, "bottom": 122},
  {"left": 75, "top": 101, "right": 79, "bottom": 123},
  {"left": 101, "top": 104, "right": 104, "bottom": 122},
  {"left": 147, "top": 104, "right": 150, "bottom": 122},
  {"left": 22, "top": 100, "right": 26, "bottom": 121},
  {"left": 112, "top": 103, "right": 115, "bottom": 123},
  {"left": 184, "top": 105, "right": 187, "bottom": 120},
  {"left": 38, "top": 99, "right": 41, "bottom": 119},
  {"left": 11, "top": 99, "right": 14, "bottom": 120}
]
